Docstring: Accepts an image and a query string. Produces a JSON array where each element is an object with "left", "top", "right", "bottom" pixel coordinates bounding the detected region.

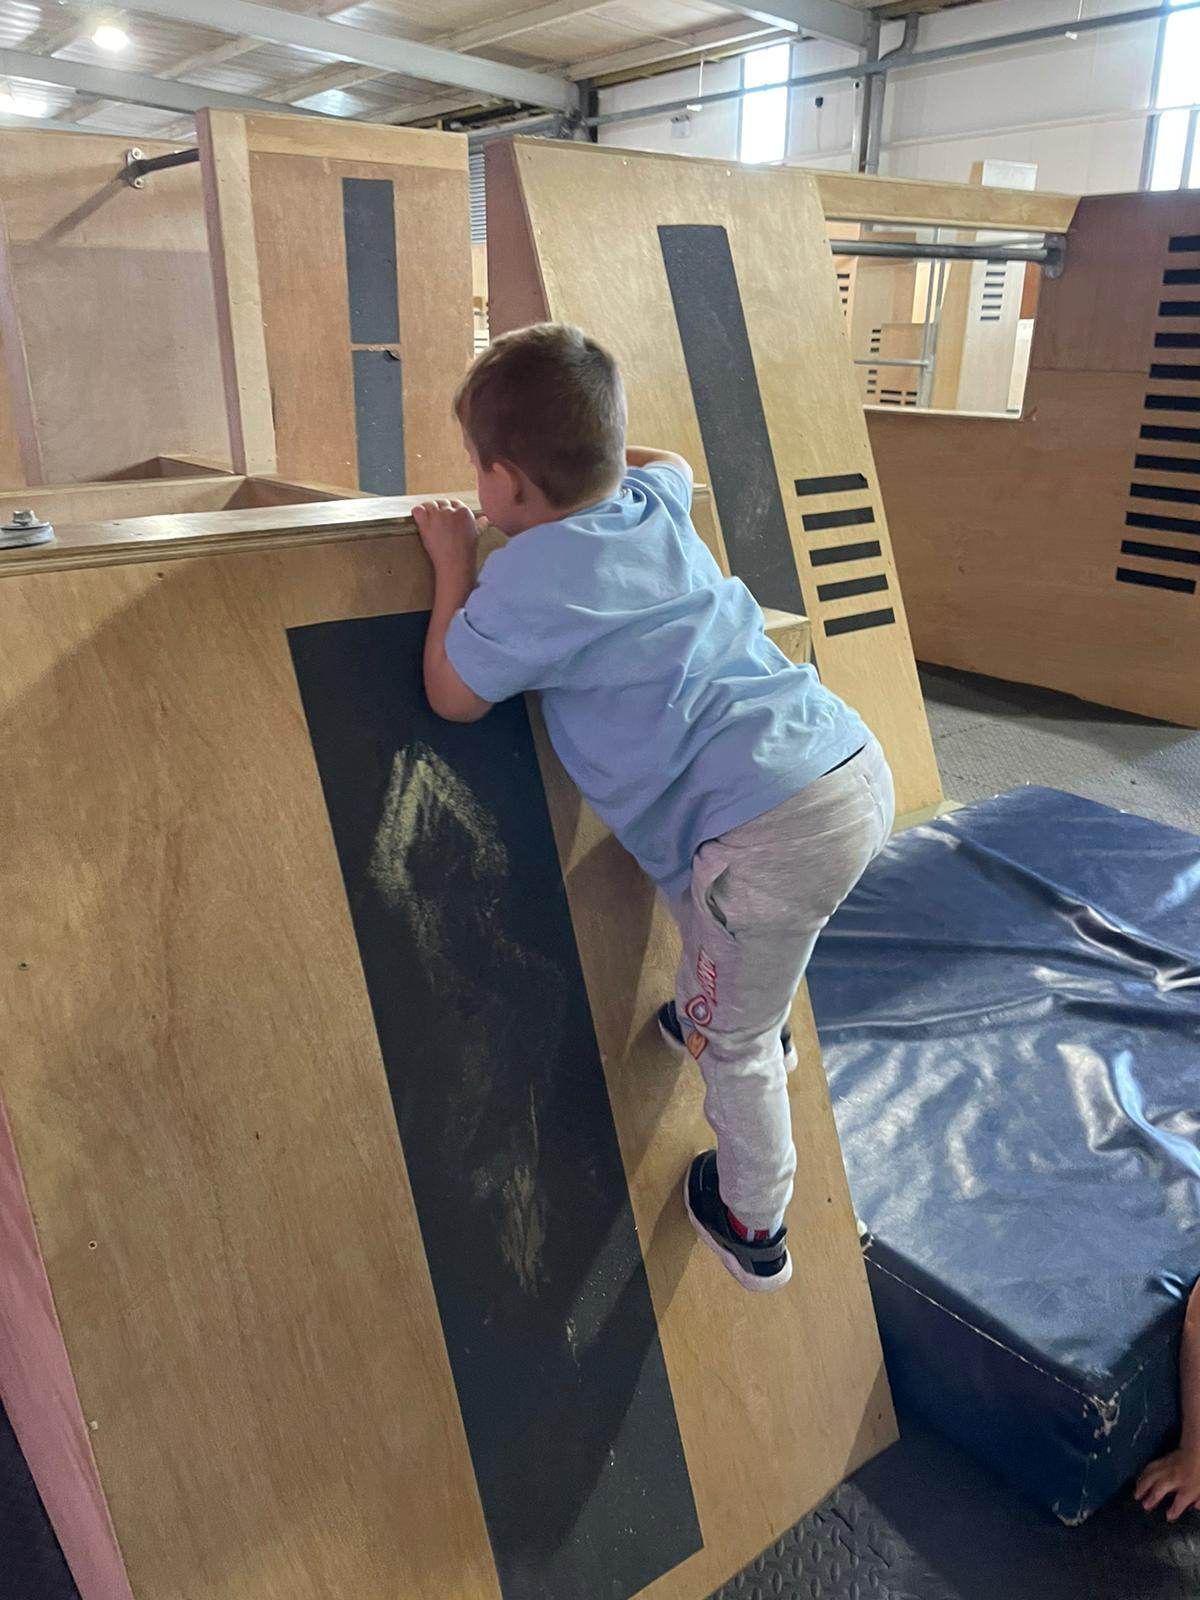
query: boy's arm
[
  {"left": 412, "top": 500, "right": 493, "bottom": 724},
  {"left": 1137, "top": 1280, "right": 1200, "bottom": 1519},
  {"left": 626, "top": 445, "right": 693, "bottom": 481}
]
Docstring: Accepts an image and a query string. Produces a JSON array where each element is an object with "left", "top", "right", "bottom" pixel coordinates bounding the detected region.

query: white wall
[
  {"left": 878, "top": 0, "right": 1158, "bottom": 193},
  {"left": 595, "top": 56, "right": 742, "bottom": 159},
  {"left": 595, "top": 0, "right": 1164, "bottom": 196},
  {"left": 785, "top": 38, "right": 861, "bottom": 171}
]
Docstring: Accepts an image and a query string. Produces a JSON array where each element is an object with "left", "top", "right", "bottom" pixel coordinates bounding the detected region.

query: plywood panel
[
  {"left": 0, "top": 493, "right": 464, "bottom": 576},
  {"left": 1, "top": 518, "right": 890, "bottom": 1599},
  {"left": 867, "top": 322, "right": 922, "bottom": 409},
  {"left": 199, "top": 110, "right": 472, "bottom": 495},
  {"left": 488, "top": 137, "right": 942, "bottom": 818},
  {"left": 0, "top": 326, "right": 24, "bottom": 486},
  {"left": 810, "top": 167, "right": 1078, "bottom": 233},
  {"left": 0, "top": 131, "right": 230, "bottom": 483},
  {"left": 868, "top": 368, "right": 1200, "bottom": 724},
  {"left": 928, "top": 161, "right": 1035, "bottom": 414},
  {"left": 871, "top": 188, "right": 1200, "bottom": 724},
  {"left": 833, "top": 236, "right": 917, "bottom": 404},
  {"left": 0, "top": 538, "right": 498, "bottom": 1600},
  {"left": 1034, "top": 191, "right": 1200, "bottom": 375},
  {"left": 0, "top": 474, "right": 244, "bottom": 526},
  {"left": 536, "top": 745, "right": 893, "bottom": 1600}
]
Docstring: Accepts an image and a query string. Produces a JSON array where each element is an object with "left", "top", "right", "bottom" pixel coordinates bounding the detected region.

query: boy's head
[{"left": 455, "top": 322, "right": 626, "bottom": 534}]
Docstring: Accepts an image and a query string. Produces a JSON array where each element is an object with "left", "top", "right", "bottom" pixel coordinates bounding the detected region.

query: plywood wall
[
  {"left": 199, "top": 111, "right": 473, "bottom": 495},
  {"left": 1, "top": 513, "right": 890, "bottom": 1600},
  {"left": 489, "top": 138, "right": 943, "bottom": 819},
  {"left": 930, "top": 159, "right": 1037, "bottom": 415},
  {"left": 0, "top": 131, "right": 229, "bottom": 484},
  {"left": 870, "top": 189, "right": 1200, "bottom": 726}
]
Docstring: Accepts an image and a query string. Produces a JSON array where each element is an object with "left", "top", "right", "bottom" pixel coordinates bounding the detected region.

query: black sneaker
[
  {"left": 657, "top": 999, "right": 798, "bottom": 1072},
  {"left": 683, "top": 1150, "right": 792, "bottom": 1293}
]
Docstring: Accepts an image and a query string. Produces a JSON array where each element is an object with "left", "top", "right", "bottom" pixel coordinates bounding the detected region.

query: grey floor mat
[
  {"left": 711, "top": 1415, "right": 1200, "bottom": 1600},
  {"left": 920, "top": 664, "right": 1200, "bottom": 834}
]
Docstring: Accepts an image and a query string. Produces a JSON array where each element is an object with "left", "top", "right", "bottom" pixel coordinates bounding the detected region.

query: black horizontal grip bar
[{"left": 125, "top": 147, "right": 201, "bottom": 181}]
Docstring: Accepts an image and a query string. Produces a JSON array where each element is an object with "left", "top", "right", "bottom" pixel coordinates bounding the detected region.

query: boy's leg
[{"left": 674, "top": 738, "right": 895, "bottom": 1240}]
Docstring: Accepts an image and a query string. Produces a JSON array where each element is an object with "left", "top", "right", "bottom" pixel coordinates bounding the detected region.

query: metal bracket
[
  {"left": 0, "top": 509, "right": 54, "bottom": 550},
  {"left": 121, "top": 146, "right": 201, "bottom": 188},
  {"left": 1043, "top": 234, "right": 1068, "bottom": 280}
]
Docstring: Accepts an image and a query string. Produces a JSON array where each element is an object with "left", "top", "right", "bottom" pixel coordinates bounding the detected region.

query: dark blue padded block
[{"left": 807, "top": 787, "right": 1200, "bottom": 1524}]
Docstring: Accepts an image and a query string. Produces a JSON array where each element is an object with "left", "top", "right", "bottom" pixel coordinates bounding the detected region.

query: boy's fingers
[
  {"left": 1140, "top": 1477, "right": 1170, "bottom": 1511},
  {"left": 1168, "top": 1490, "right": 1192, "bottom": 1522}
]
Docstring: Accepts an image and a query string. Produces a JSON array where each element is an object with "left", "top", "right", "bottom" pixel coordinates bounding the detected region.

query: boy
[{"left": 413, "top": 323, "right": 894, "bottom": 1294}]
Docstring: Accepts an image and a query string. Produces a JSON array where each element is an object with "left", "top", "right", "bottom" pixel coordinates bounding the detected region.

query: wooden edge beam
[
  {"left": 502, "top": 140, "right": 1079, "bottom": 236},
  {"left": 762, "top": 607, "right": 812, "bottom": 665},
  {"left": 811, "top": 169, "right": 1079, "bottom": 235},
  {"left": 0, "top": 493, "right": 475, "bottom": 577},
  {"left": 893, "top": 797, "right": 962, "bottom": 834}
]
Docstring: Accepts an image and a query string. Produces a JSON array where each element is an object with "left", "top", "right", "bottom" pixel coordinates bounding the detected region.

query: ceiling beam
[
  {"left": 448, "top": 0, "right": 612, "bottom": 52},
  {"left": 720, "top": 0, "right": 870, "bottom": 49},
  {"left": 123, "top": 5, "right": 359, "bottom": 138},
  {"left": 114, "top": 0, "right": 578, "bottom": 110},
  {"left": 27, "top": 13, "right": 104, "bottom": 57},
  {"left": 156, "top": 36, "right": 268, "bottom": 79},
  {"left": 267, "top": 59, "right": 377, "bottom": 103},
  {"left": 243, "top": 0, "right": 612, "bottom": 118},
  {"left": 0, "top": 107, "right": 123, "bottom": 133},
  {"left": 565, "top": 18, "right": 780, "bottom": 82},
  {"left": 0, "top": 48, "right": 316, "bottom": 117},
  {"left": 152, "top": 0, "right": 361, "bottom": 85},
  {"left": 379, "top": 92, "right": 488, "bottom": 126}
]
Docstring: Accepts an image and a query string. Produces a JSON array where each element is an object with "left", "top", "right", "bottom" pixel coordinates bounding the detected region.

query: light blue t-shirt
[{"left": 445, "top": 464, "right": 869, "bottom": 902}]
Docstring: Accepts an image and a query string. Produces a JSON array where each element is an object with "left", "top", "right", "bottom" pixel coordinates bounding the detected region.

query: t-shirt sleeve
[
  {"left": 627, "top": 460, "right": 694, "bottom": 518},
  {"left": 445, "top": 550, "right": 564, "bottom": 703}
]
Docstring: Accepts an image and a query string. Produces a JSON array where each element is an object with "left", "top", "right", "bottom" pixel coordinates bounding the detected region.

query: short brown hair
[{"left": 454, "top": 322, "right": 626, "bottom": 507}]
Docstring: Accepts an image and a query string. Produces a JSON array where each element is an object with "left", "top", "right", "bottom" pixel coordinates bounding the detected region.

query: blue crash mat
[{"left": 807, "top": 787, "right": 1200, "bottom": 1524}]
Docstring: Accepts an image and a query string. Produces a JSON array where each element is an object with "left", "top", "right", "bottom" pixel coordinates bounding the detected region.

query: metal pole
[
  {"left": 122, "top": 145, "right": 200, "bottom": 186},
  {"left": 1141, "top": 109, "right": 1161, "bottom": 191},
  {"left": 1141, "top": 1, "right": 1170, "bottom": 190},
  {"left": 1183, "top": 105, "right": 1200, "bottom": 190},
  {"left": 916, "top": 245, "right": 940, "bottom": 408},
  {"left": 828, "top": 238, "right": 1059, "bottom": 267},
  {"left": 864, "top": 14, "right": 918, "bottom": 175},
  {"left": 855, "top": 17, "right": 880, "bottom": 174}
]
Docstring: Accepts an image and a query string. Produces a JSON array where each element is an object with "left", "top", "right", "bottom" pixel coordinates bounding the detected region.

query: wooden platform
[
  {"left": 0, "top": 500, "right": 890, "bottom": 1600},
  {"left": 869, "top": 190, "right": 1200, "bottom": 726},
  {"left": 0, "top": 131, "right": 229, "bottom": 485},
  {"left": 198, "top": 110, "right": 472, "bottom": 495},
  {"left": 487, "top": 137, "right": 943, "bottom": 819}
]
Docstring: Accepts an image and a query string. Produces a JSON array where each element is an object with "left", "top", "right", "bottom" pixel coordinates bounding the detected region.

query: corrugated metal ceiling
[{"left": 0, "top": 0, "right": 998, "bottom": 135}]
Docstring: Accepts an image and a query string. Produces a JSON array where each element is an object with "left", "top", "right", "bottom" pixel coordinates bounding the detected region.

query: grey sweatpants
[{"left": 671, "top": 735, "right": 895, "bottom": 1234}]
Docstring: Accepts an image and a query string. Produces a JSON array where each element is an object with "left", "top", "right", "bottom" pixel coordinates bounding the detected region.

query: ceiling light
[
  {"left": 0, "top": 90, "right": 50, "bottom": 119},
  {"left": 92, "top": 22, "right": 129, "bottom": 52}
]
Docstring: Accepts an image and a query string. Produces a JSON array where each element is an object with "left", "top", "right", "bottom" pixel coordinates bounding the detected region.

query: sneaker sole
[
  {"left": 682, "top": 1164, "right": 793, "bottom": 1295},
  {"left": 659, "top": 1017, "right": 798, "bottom": 1074}
]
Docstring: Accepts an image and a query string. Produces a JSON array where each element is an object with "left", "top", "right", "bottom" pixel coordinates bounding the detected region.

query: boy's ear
[{"left": 494, "top": 458, "right": 526, "bottom": 502}]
